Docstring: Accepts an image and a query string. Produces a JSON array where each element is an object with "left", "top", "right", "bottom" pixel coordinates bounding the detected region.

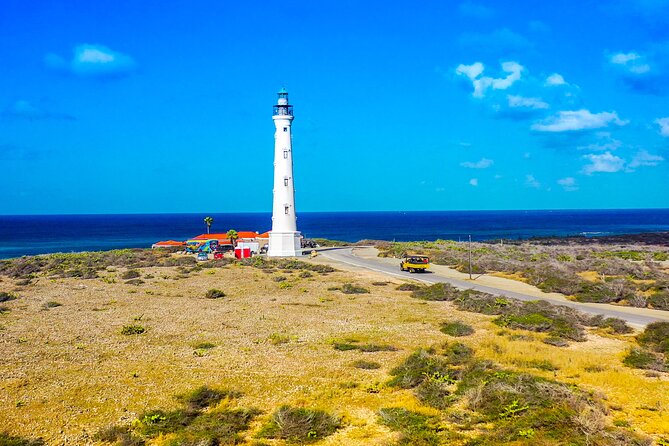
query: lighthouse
[{"left": 268, "top": 88, "right": 302, "bottom": 257}]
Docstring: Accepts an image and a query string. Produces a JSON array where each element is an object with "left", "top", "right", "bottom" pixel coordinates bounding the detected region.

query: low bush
[
  {"left": 378, "top": 407, "right": 447, "bottom": 445},
  {"left": 205, "top": 289, "right": 226, "bottom": 299},
  {"left": 411, "top": 282, "right": 460, "bottom": 301},
  {"left": 333, "top": 341, "right": 396, "bottom": 353},
  {"left": 176, "top": 386, "right": 240, "bottom": 411},
  {"left": 269, "top": 333, "right": 291, "bottom": 345},
  {"left": 0, "top": 292, "right": 17, "bottom": 303},
  {"left": 121, "top": 269, "right": 141, "bottom": 280},
  {"left": 440, "top": 321, "right": 474, "bottom": 337},
  {"left": 257, "top": 405, "right": 340, "bottom": 443},
  {"left": 351, "top": 360, "right": 381, "bottom": 369},
  {"left": 441, "top": 342, "right": 473, "bottom": 365},
  {"left": 42, "top": 301, "right": 62, "bottom": 309},
  {"left": 622, "top": 348, "right": 667, "bottom": 372},
  {"left": 0, "top": 306, "right": 10, "bottom": 314},
  {"left": 387, "top": 348, "right": 456, "bottom": 389},
  {"left": 193, "top": 341, "right": 215, "bottom": 350},
  {"left": 396, "top": 283, "right": 421, "bottom": 291},
  {"left": 637, "top": 321, "right": 669, "bottom": 354},
  {"left": 124, "top": 279, "right": 144, "bottom": 286},
  {"left": 97, "top": 385, "right": 256, "bottom": 445},
  {"left": 121, "top": 324, "right": 146, "bottom": 335},
  {"left": 0, "top": 432, "right": 46, "bottom": 446},
  {"left": 340, "top": 283, "right": 370, "bottom": 294}
]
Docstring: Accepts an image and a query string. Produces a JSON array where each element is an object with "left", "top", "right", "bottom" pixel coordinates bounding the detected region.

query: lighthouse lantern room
[{"left": 268, "top": 88, "right": 302, "bottom": 257}]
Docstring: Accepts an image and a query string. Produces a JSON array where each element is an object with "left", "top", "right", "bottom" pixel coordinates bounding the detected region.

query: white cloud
[
  {"left": 456, "top": 61, "right": 524, "bottom": 98},
  {"left": 469, "top": 178, "right": 479, "bottom": 186},
  {"left": 507, "top": 95, "right": 549, "bottom": 109},
  {"left": 557, "top": 177, "right": 578, "bottom": 191},
  {"left": 656, "top": 117, "right": 669, "bottom": 136},
  {"left": 45, "top": 44, "right": 136, "bottom": 78},
  {"left": 582, "top": 152, "right": 626, "bottom": 175},
  {"left": 610, "top": 52, "right": 641, "bottom": 65},
  {"left": 525, "top": 174, "right": 540, "bottom": 188},
  {"left": 455, "top": 62, "right": 484, "bottom": 81},
  {"left": 627, "top": 150, "right": 664, "bottom": 170},
  {"left": 532, "top": 109, "right": 628, "bottom": 132},
  {"left": 545, "top": 73, "right": 566, "bottom": 86},
  {"left": 609, "top": 51, "right": 651, "bottom": 74},
  {"left": 461, "top": 158, "right": 494, "bottom": 169}
]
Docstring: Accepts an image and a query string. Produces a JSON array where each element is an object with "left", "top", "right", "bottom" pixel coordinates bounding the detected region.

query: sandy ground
[{"left": 1, "top": 261, "right": 668, "bottom": 445}]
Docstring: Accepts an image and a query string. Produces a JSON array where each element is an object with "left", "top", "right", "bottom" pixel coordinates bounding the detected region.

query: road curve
[{"left": 320, "top": 247, "right": 669, "bottom": 328}]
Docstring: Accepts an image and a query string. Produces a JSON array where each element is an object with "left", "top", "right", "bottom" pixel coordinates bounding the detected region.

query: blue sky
[{"left": 1, "top": 0, "right": 668, "bottom": 214}]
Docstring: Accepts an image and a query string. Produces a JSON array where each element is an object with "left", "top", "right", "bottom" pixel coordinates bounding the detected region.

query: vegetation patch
[
  {"left": 97, "top": 386, "right": 257, "bottom": 445},
  {"left": 121, "top": 269, "right": 141, "bottom": 280},
  {"left": 124, "top": 278, "right": 144, "bottom": 286},
  {"left": 350, "top": 359, "right": 381, "bottom": 369},
  {"left": 622, "top": 322, "right": 669, "bottom": 372},
  {"left": 0, "top": 432, "right": 45, "bottom": 446},
  {"left": 42, "top": 301, "right": 62, "bottom": 310},
  {"left": 378, "top": 407, "right": 452, "bottom": 445},
  {"left": 176, "top": 385, "right": 241, "bottom": 411},
  {"left": 340, "top": 283, "right": 370, "bottom": 294},
  {"left": 396, "top": 283, "right": 422, "bottom": 291},
  {"left": 333, "top": 340, "right": 397, "bottom": 353},
  {"left": 637, "top": 321, "right": 669, "bottom": 355},
  {"left": 205, "top": 289, "right": 226, "bottom": 299},
  {"left": 0, "top": 292, "right": 17, "bottom": 303},
  {"left": 269, "top": 333, "right": 291, "bottom": 345},
  {"left": 120, "top": 324, "right": 146, "bottom": 335},
  {"left": 256, "top": 405, "right": 340, "bottom": 443},
  {"left": 440, "top": 321, "right": 474, "bottom": 337}
]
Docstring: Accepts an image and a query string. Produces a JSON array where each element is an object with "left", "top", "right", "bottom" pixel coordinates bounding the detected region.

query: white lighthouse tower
[{"left": 268, "top": 88, "right": 302, "bottom": 257}]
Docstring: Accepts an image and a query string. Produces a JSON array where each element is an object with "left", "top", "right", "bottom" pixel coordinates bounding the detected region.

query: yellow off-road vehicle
[{"left": 400, "top": 255, "right": 430, "bottom": 273}]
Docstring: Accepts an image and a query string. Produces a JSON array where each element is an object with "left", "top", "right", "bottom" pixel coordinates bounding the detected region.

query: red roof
[
  {"left": 153, "top": 240, "right": 185, "bottom": 246},
  {"left": 193, "top": 231, "right": 261, "bottom": 240},
  {"left": 257, "top": 232, "right": 270, "bottom": 239}
]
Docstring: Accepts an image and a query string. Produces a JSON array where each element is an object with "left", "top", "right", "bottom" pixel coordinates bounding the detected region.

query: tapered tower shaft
[{"left": 268, "top": 88, "right": 302, "bottom": 256}]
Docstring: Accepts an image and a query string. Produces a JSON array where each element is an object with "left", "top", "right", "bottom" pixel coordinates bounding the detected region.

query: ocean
[{"left": 1, "top": 209, "right": 669, "bottom": 259}]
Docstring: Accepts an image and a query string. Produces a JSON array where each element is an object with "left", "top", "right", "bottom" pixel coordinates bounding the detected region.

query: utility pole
[{"left": 468, "top": 234, "right": 472, "bottom": 280}]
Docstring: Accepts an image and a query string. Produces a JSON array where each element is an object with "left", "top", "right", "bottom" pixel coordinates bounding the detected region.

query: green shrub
[
  {"left": 205, "top": 289, "right": 226, "bottom": 299},
  {"left": 358, "top": 343, "right": 397, "bottom": 352},
  {"left": 340, "top": 283, "right": 370, "bottom": 294},
  {"left": 652, "top": 252, "right": 669, "bottom": 261},
  {"left": 170, "top": 408, "right": 260, "bottom": 445},
  {"left": 333, "top": 342, "right": 358, "bottom": 351},
  {"left": 125, "top": 279, "right": 145, "bottom": 286},
  {"left": 42, "top": 301, "right": 62, "bottom": 309},
  {"left": 0, "top": 432, "right": 45, "bottom": 446},
  {"left": 176, "top": 386, "right": 240, "bottom": 411},
  {"left": 121, "top": 269, "right": 141, "bottom": 280},
  {"left": 0, "top": 292, "right": 17, "bottom": 303},
  {"left": 93, "top": 426, "right": 142, "bottom": 446},
  {"left": 574, "top": 282, "right": 618, "bottom": 303},
  {"left": 440, "top": 321, "right": 474, "bottom": 337},
  {"left": 543, "top": 336, "right": 569, "bottom": 347},
  {"left": 193, "top": 342, "right": 215, "bottom": 350},
  {"left": 388, "top": 348, "right": 455, "bottom": 389},
  {"left": 351, "top": 360, "right": 381, "bottom": 369},
  {"left": 257, "top": 406, "right": 340, "bottom": 443},
  {"left": 441, "top": 342, "right": 473, "bottom": 365},
  {"left": 121, "top": 324, "right": 146, "bottom": 335},
  {"left": 411, "top": 282, "right": 459, "bottom": 301},
  {"left": 396, "top": 283, "right": 421, "bottom": 291},
  {"left": 648, "top": 291, "right": 669, "bottom": 310},
  {"left": 414, "top": 379, "right": 455, "bottom": 410},
  {"left": 622, "top": 348, "right": 667, "bottom": 371},
  {"left": 0, "top": 306, "right": 10, "bottom": 315},
  {"left": 298, "top": 271, "right": 313, "bottom": 278},
  {"left": 269, "top": 333, "right": 291, "bottom": 345},
  {"left": 595, "top": 317, "right": 634, "bottom": 334},
  {"left": 378, "top": 408, "right": 445, "bottom": 445},
  {"left": 494, "top": 313, "right": 553, "bottom": 331},
  {"left": 637, "top": 322, "right": 669, "bottom": 354}
]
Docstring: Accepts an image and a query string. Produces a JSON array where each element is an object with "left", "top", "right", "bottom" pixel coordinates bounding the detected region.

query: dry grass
[{"left": 0, "top": 258, "right": 667, "bottom": 444}]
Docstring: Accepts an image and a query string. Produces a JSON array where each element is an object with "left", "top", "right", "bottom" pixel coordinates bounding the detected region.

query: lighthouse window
[
  {"left": 284, "top": 206, "right": 289, "bottom": 215},
  {"left": 283, "top": 127, "right": 288, "bottom": 132},
  {"left": 283, "top": 150, "right": 288, "bottom": 159},
  {"left": 284, "top": 177, "right": 289, "bottom": 186}
]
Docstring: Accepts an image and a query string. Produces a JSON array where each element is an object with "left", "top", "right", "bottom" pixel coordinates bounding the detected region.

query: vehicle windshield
[{"left": 407, "top": 256, "right": 429, "bottom": 262}]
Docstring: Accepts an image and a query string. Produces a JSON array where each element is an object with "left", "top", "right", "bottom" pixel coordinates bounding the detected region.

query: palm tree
[
  {"left": 226, "top": 229, "right": 239, "bottom": 247},
  {"left": 204, "top": 216, "right": 214, "bottom": 234}
]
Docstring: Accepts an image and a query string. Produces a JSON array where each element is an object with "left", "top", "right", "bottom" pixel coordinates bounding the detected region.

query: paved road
[{"left": 320, "top": 247, "right": 669, "bottom": 328}]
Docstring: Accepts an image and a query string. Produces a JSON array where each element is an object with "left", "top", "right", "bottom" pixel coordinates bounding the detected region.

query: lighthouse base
[{"left": 268, "top": 231, "right": 303, "bottom": 257}]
